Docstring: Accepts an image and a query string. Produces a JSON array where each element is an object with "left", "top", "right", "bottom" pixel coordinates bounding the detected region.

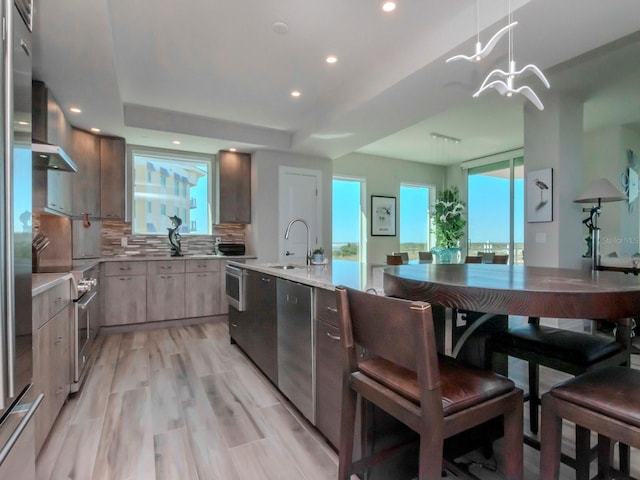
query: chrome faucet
[{"left": 284, "top": 218, "right": 311, "bottom": 265}]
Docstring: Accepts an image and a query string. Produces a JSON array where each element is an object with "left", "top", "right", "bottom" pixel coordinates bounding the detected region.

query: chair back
[
  {"left": 335, "top": 286, "right": 440, "bottom": 389},
  {"left": 392, "top": 252, "right": 409, "bottom": 264},
  {"left": 464, "top": 255, "right": 482, "bottom": 263},
  {"left": 386, "top": 254, "right": 403, "bottom": 265},
  {"left": 493, "top": 254, "right": 509, "bottom": 264},
  {"left": 476, "top": 252, "right": 495, "bottom": 263},
  {"left": 418, "top": 251, "right": 433, "bottom": 263}
]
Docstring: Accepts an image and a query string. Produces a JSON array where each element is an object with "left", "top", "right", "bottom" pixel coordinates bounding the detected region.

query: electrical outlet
[
  {"left": 121, "top": 237, "right": 128, "bottom": 247},
  {"left": 215, "top": 237, "right": 222, "bottom": 244}
]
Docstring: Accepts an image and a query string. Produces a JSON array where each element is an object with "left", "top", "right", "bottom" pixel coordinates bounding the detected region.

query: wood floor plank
[
  {"left": 187, "top": 338, "right": 227, "bottom": 377},
  {"left": 93, "top": 333, "right": 122, "bottom": 367},
  {"left": 153, "top": 428, "right": 199, "bottom": 480},
  {"left": 150, "top": 368, "right": 184, "bottom": 435},
  {"left": 48, "top": 419, "right": 102, "bottom": 480},
  {"left": 224, "top": 365, "right": 280, "bottom": 409},
  {"left": 92, "top": 388, "right": 155, "bottom": 480},
  {"left": 260, "top": 403, "right": 338, "bottom": 480},
  {"left": 200, "top": 372, "right": 267, "bottom": 448},
  {"left": 229, "top": 438, "right": 306, "bottom": 480},
  {"left": 148, "top": 329, "right": 182, "bottom": 371},
  {"left": 111, "top": 347, "right": 150, "bottom": 393},
  {"left": 71, "top": 363, "right": 117, "bottom": 424}
]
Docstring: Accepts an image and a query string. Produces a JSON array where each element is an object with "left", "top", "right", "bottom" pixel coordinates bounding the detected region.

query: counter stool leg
[
  {"left": 540, "top": 394, "right": 562, "bottom": 480},
  {"left": 529, "top": 362, "right": 539, "bottom": 434},
  {"left": 575, "top": 425, "right": 590, "bottom": 480},
  {"left": 596, "top": 434, "right": 613, "bottom": 479}
]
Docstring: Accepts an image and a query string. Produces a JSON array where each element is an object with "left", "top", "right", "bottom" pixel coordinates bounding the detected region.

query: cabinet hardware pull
[
  {"left": 231, "top": 322, "right": 238, "bottom": 327},
  {"left": 326, "top": 332, "right": 341, "bottom": 341},
  {"left": 54, "top": 297, "right": 62, "bottom": 304},
  {"left": 261, "top": 277, "right": 271, "bottom": 282},
  {"left": 160, "top": 266, "right": 172, "bottom": 270},
  {"left": 56, "top": 386, "right": 64, "bottom": 396},
  {"left": 198, "top": 264, "right": 206, "bottom": 268},
  {"left": 119, "top": 267, "right": 131, "bottom": 271},
  {"left": 54, "top": 336, "right": 64, "bottom": 344},
  {"left": 119, "top": 277, "right": 132, "bottom": 281},
  {"left": 326, "top": 306, "right": 337, "bottom": 313}
]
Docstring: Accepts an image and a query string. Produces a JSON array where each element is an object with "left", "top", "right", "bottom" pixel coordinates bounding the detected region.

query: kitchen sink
[{"left": 269, "top": 264, "right": 305, "bottom": 270}]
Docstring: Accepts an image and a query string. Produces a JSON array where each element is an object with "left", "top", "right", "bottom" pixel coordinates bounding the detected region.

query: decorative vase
[
  {"left": 430, "top": 246, "right": 462, "bottom": 264},
  {"left": 312, "top": 253, "right": 324, "bottom": 264}
]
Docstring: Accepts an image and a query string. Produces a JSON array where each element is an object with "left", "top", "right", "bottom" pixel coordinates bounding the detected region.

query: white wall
[
  {"left": 333, "top": 152, "right": 446, "bottom": 265},
  {"left": 248, "top": 149, "right": 332, "bottom": 261}
]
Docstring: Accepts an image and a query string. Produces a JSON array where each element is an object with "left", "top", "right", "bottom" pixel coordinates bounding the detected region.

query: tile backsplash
[{"left": 102, "top": 221, "right": 246, "bottom": 257}]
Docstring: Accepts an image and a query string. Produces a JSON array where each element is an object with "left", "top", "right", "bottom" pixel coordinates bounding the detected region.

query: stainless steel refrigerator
[{"left": 0, "top": 0, "right": 42, "bottom": 475}]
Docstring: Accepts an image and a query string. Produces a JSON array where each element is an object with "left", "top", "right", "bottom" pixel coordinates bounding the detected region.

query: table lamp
[{"left": 574, "top": 178, "right": 627, "bottom": 269}]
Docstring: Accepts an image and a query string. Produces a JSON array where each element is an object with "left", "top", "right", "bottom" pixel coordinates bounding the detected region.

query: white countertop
[
  {"left": 228, "top": 259, "right": 387, "bottom": 292},
  {"left": 100, "top": 254, "right": 256, "bottom": 262}
]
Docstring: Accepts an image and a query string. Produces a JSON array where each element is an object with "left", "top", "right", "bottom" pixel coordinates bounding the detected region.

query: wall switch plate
[
  {"left": 121, "top": 237, "right": 128, "bottom": 247},
  {"left": 215, "top": 237, "right": 222, "bottom": 243}
]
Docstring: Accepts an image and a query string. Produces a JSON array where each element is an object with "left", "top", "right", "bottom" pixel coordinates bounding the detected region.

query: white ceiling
[{"left": 32, "top": 0, "right": 640, "bottom": 166}]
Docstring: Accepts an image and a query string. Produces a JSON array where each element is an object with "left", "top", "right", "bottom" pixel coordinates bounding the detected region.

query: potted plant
[
  {"left": 431, "top": 186, "right": 466, "bottom": 263},
  {"left": 312, "top": 247, "right": 325, "bottom": 264}
]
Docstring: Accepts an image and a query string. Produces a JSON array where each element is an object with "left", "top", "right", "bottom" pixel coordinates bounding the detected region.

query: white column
[{"left": 523, "top": 93, "right": 584, "bottom": 268}]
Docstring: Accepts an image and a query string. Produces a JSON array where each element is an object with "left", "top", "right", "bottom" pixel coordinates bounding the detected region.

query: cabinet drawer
[
  {"left": 185, "top": 259, "right": 221, "bottom": 273},
  {"left": 48, "top": 281, "right": 71, "bottom": 320},
  {"left": 104, "top": 261, "right": 147, "bottom": 276},
  {"left": 147, "top": 260, "right": 186, "bottom": 275},
  {"left": 315, "top": 288, "right": 338, "bottom": 327}
]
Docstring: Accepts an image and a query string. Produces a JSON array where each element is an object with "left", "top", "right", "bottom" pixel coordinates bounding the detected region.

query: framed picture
[
  {"left": 371, "top": 195, "right": 396, "bottom": 236},
  {"left": 527, "top": 168, "right": 553, "bottom": 222}
]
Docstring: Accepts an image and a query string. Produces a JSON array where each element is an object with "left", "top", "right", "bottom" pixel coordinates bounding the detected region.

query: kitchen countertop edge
[{"left": 32, "top": 273, "right": 74, "bottom": 296}]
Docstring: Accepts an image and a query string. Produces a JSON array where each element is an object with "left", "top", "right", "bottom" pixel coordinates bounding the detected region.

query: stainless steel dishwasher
[{"left": 276, "top": 278, "right": 314, "bottom": 423}]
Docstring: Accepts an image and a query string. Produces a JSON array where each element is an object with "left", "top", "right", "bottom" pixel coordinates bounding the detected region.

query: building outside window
[{"left": 131, "top": 148, "right": 213, "bottom": 235}]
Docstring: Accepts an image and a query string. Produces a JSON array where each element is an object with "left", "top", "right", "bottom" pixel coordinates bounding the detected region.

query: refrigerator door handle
[{"left": 0, "top": 393, "right": 43, "bottom": 464}]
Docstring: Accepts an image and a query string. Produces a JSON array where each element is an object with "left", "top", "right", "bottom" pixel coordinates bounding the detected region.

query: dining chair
[
  {"left": 392, "top": 251, "right": 409, "bottom": 264},
  {"left": 418, "top": 251, "right": 433, "bottom": 264},
  {"left": 492, "top": 254, "right": 509, "bottom": 264},
  {"left": 335, "top": 285, "right": 523, "bottom": 480},
  {"left": 476, "top": 252, "right": 495, "bottom": 263},
  {"left": 386, "top": 254, "right": 403, "bottom": 265},
  {"left": 464, "top": 255, "right": 482, "bottom": 263},
  {"left": 540, "top": 366, "right": 640, "bottom": 479}
]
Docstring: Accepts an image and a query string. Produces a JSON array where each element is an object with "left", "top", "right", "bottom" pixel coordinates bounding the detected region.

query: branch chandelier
[{"left": 447, "top": 0, "right": 550, "bottom": 110}]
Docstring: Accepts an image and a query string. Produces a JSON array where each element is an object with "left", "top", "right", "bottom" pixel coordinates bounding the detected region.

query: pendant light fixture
[
  {"left": 446, "top": 0, "right": 517, "bottom": 63},
  {"left": 472, "top": 0, "right": 550, "bottom": 110}
]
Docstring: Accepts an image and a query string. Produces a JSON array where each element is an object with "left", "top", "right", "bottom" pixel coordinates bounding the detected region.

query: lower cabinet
[
  {"left": 228, "top": 270, "right": 278, "bottom": 385},
  {"left": 33, "top": 290, "right": 72, "bottom": 455},
  {"left": 314, "top": 288, "right": 341, "bottom": 448},
  {"left": 147, "top": 273, "right": 186, "bottom": 322},
  {"left": 102, "top": 274, "right": 147, "bottom": 326},
  {"left": 185, "top": 259, "right": 221, "bottom": 318}
]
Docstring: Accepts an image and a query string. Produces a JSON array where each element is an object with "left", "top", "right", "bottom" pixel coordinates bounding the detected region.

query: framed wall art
[
  {"left": 371, "top": 195, "right": 396, "bottom": 236},
  {"left": 527, "top": 167, "right": 553, "bottom": 222}
]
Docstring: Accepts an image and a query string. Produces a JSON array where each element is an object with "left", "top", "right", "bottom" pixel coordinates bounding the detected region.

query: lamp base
[{"left": 591, "top": 228, "right": 600, "bottom": 270}]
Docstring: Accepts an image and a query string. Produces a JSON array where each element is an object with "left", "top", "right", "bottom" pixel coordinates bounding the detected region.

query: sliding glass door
[{"left": 467, "top": 157, "right": 524, "bottom": 264}]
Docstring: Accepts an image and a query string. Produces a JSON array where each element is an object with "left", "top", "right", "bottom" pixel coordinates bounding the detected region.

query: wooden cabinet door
[
  {"left": 185, "top": 271, "right": 220, "bottom": 318},
  {"left": 71, "top": 128, "right": 101, "bottom": 217},
  {"left": 102, "top": 275, "right": 147, "bottom": 326},
  {"left": 147, "top": 273, "right": 186, "bottom": 322},
  {"left": 217, "top": 150, "right": 251, "bottom": 223},
  {"left": 315, "top": 319, "right": 342, "bottom": 448},
  {"left": 100, "top": 136, "right": 126, "bottom": 220}
]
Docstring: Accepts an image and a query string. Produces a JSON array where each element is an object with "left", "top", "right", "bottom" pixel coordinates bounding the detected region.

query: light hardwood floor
[{"left": 36, "top": 318, "right": 640, "bottom": 480}]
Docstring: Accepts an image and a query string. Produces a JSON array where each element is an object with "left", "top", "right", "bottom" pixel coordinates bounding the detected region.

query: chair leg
[
  {"left": 418, "top": 434, "right": 444, "bottom": 479},
  {"left": 528, "top": 361, "right": 539, "bottom": 434},
  {"left": 540, "top": 394, "right": 562, "bottom": 480},
  {"left": 597, "top": 433, "right": 613, "bottom": 480},
  {"left": 575, "top": 425, "right": 591, "bottom": 480},
  {"left": 338, "top": 385, "right": 358, "bottom": 480},
  {"left": 502, "top": 391, "right": 524, "bottom": 480}
]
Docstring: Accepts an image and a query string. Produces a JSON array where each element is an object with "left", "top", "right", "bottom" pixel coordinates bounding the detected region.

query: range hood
[{"left": 32, "top": 142, "right": 78, "bottom": 172}]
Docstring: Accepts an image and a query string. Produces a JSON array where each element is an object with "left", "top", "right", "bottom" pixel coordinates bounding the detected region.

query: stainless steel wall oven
[
  {"left": 71, "top": 266, "right": 99, "bottom": 393},
  {"left": 225, "top": 264, "right": 247, "bottom": 311}
]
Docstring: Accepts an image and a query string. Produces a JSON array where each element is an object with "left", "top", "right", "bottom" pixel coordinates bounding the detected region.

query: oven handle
[{"left": 76, "top": 291, "right": 98, "bottom": 310}]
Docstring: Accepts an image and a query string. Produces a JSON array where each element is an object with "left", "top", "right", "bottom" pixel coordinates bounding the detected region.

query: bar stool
[
  {"left": 335, "top": 285, "right": 524, "bottom": 480},
  {"left": 540, "top": 366, "right": 640, "bottom": 479},
  {"left": 486, "top": 317, "right": 630, "bottom": 435}
]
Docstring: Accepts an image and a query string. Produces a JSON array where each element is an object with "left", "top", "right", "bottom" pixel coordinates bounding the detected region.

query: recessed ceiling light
[
  {"left": 291, "top": 90, "right": 301, "bottom": 98},
  {"left": 229, "top": 148, "right": 237, "bottom": 152},
  {"left": 326, "top": 55, "right": 338, "bottom": 64},
  {"left": 69, "top": 107, "right": 82, "bottom": 113},
  {"left": 90, "top": 127, "right": 101, "bottom": 133},
  {"left": 272, "top": 21, "right": 289, "bottom": 34},
  {"left": 173, "top": 140, "right": 181, "bottom": 145},
  {"left": 382, "top": 1, "right": 396, "bottom": 12}
]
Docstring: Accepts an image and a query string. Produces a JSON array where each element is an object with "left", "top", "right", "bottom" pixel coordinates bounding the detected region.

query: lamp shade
[{"left": 574, "top": 177, "right": 627, "bottom": 203}]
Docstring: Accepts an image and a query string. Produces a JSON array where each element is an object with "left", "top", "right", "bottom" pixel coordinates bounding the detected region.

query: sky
[{"left": 333, "top": 175, "right": 524, "bottom": 246}]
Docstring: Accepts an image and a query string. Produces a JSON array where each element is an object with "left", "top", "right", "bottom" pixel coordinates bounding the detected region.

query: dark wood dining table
[{"left": 383, "top": 263, "right": 639, "bottom": 358}]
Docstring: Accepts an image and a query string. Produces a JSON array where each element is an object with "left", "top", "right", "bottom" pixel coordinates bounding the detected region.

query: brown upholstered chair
[
  {"left": 386, "top": 254, "right": 403, "bottom": 265},
  {"left": 540, "top": 366, "right": 640, "bottom": 479},
  {"left": 418, "top": 251, "right": 433, "bottom": 264},
  {"left": 392, "top": 251, "right": 409, "bottom": 264},
  {"left": 464, "top": 255, "right": 482, "bottom": 263},
  {"left": 492, "top": 254, "right": 509, "bottom": 264},
  {"left": 486, "top": 317, "right": 630, "bottom": 437},
  {"left": 335, "top": 285, "right": 524, "bottom": 480}
]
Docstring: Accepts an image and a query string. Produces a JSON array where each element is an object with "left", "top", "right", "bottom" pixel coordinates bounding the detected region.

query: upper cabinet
[
  {"left": 70, "top": 128, "right": 100, "bottom": 217},
  {"left": 217, "top": 150, "right": 251, "bottom": 224},
  {"left": 32, "top": 80, "right": 71, "bottom": 152},
  {"left": 100, "top": 136, "right": 126, "bottom": 221}
]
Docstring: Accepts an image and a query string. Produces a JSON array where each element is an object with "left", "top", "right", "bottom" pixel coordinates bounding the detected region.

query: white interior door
[{"left": 279, "top": 167, "right": 322, "bottom": 264}]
